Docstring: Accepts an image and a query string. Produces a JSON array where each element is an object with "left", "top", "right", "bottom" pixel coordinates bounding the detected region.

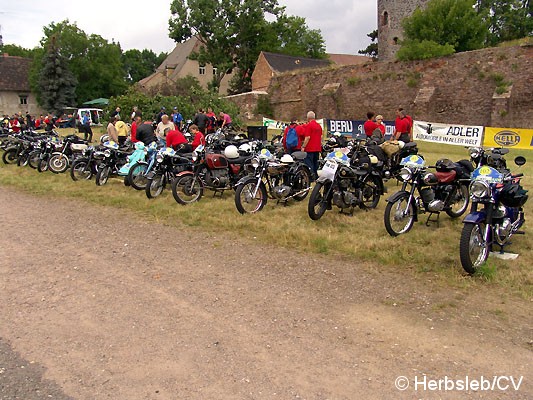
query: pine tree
[{"left": 38, "top": 35, "right": 77, "bottom": 114}]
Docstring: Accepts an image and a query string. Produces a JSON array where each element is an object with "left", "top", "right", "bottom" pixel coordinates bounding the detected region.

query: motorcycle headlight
[
  {"left": 156, "top": 153, "right": 164, "bottom": 163},
  {"left": 251, "top": 157, "right": 260, "bottom": 169},
  {"left": 469, "top": 147, "right": 481, "bottom": 159},
  {"left": 470, "top": 180, "right": 490, "bottom": 198},
  {"left": 104, "top": 149, "right": 111, "bottom": 158},
  {"left": 399, "top": 167, "right": 412, "bottom": 181}
]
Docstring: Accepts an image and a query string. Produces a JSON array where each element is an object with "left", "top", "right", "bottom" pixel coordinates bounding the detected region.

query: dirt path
[{"left": 0, "top": 187, "right": 531, "bottom": 399}]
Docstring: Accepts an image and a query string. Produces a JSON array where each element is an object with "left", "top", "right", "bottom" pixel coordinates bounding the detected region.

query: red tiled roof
[{"left": 0, "top": 55, "right": 32, "bottom": 91}]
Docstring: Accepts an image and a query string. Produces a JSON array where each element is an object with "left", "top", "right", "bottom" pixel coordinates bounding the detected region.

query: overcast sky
[{"left": 0, "top": 0, "right": 376, "bottom": 55}]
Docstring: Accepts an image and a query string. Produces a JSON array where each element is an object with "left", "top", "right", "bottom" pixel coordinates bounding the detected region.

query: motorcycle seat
[
  {"left": 228, "top": 155, "right": 251, "bottom": 165},
  {"left": 291, "top": 151, "right": 307, "bottom": 161},
  {"left": 436, "top": 170, "right": 457, "bottom": 183}
]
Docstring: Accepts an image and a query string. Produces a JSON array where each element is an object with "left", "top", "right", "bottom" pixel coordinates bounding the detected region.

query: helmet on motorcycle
[
  {"left": 238, "top": 143, "right": 251, "bottom": 153},
  {"left": 280, "top": 154, "right": 294, "bottom": 163},
  {"left": 398, "top": 140, "right": 405, "bottom": 149},
  {"left": 103, "top": 140, "right": 119, "bottom": 150},
  {"left": 134, "top": 142, "right": 145, "bottom": 150},
  {"left": 224, "top": 145, "right": 239, "bottom": 159},
  {"left": 422, "top": 172, "right": 438, "bottom": 185},
  {"left": 436, "top": 158, "right": 455, "bottom": 172}
]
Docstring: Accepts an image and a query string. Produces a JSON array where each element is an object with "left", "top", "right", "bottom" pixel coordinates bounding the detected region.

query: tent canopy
[{"left": 82, "top": 98, "right": 109, "bottom": 106}]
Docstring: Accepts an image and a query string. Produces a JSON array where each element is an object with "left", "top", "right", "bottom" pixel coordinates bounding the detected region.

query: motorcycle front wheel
[
  {"left": 70, "top": 158, "right": 93, "bottom": 181},
  {"left": 308, "top": 182, "right": 329, "bottom": 220},
  {"left": 28, "top": 150, "right": 41, "bottom": 169},
  {"left": 146, "top": 174, "right": 165, "bottom": 199},
  {"left": 235, "top": 180, "right": 267, "bottom": 214},
  {"left": 172, "top": 175, "right": 204, "bottom": 205},
  {"left": 37, "top": 156, "right": 49, "bottom": 172},
  {"left": 361, "top": 174, "right": 382, "bottom": 209},
  {"left": 446, "top": 184, "right": 470, "bottom": 218},
  {"left": 292, "top": 167, "right": 312, "bottom": 202},
  {"left": 2, "top": 148, "right": 18, "bottom": 164},
  {"left": 459, "top": 223, "right": 489, "bottom": 274},
  {"left": 384, "top": 195, "right": 416, "bottom": 236},
  {"left": 49, "top": 153, "right": 69, "bottom": 173},
  {"left": 128, "top": 162, "right": 148, "bottom": 190},
  {"left": 95, "top": 166, "right": 110, "bottom": 186},
  {"left": 17, "top": 152, "right": 30, "bottom": 167}
]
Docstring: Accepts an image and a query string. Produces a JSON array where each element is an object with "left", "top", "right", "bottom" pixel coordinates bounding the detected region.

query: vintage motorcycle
[
  {"left": 70, "top": 145, "right": 105, "bottom": 181},
  {"left": 126, "top": 142, "right": 160, "bottom": 190},
  {"left": 95, "top": 141, "right": 130, "bottom": 186},
  {"left": 459, "top": 156, "right": 528, "bottom": 274},
  {"left": 234, "top": 149, "right": 312, "bottom": 214},
  {"left": 145, "top": 147, "right": 191, "bottom": 199},
  {"left": 48, "top": 135, "right": 88, "bottom": 173},
  {"left": 308, "top": 150, "right": 384, "bottom": 220},
  {"left": 384, "top": 155, "right": 471, "bottom": 236}
]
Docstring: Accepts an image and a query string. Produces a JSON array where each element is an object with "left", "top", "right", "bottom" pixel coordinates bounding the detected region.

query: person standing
[
  {"left": 81, "top": 112, "right": 93, "bottom": 142},
  {"left": 219, "top": 111, "right": 232, "bottom": 130},
  {"left": 375, "top": 115, "right": 386, "bottom": 135},
  {"left": 156, "top": 107, "right": 166, "bottom": 124},
  {"left": 131, "top": 106, "right": 138, "bottom": 122},
  {"left": 193, "top": 108, "right": 209, "bottom": 133},
  {"left": 190, "top": 124, "right": 205, "bottom": 151},
  {"left": 106, "top": 117, "right": 118, "bottom": 143},
  {"left": 166, "top": 128, "right": 191, "bottom": 152},
  {"left": 135, "top": 116, "right": 157, "bottom": 146},
  {"left": 394, "top": 107, "right": 412, "bottom": 143},
  {"left": 282, "top": 118, "right": 305, "bottom": 153},
  {"left": 130, "top": 113, "right": 141, "bottom": 143},
  {"left": 363, "top": 112, "right": 379, "bottom": 137},
  {"left": 205, "top": 107, "right": 216, "bottom": 134},
  {"left": 300, "top": 111, "right": 323, "bottom": 178},
  {"left": 110, "top": 107, "right": 121, "bottom": 119},
  {"left": 115, "top": 117, "right": 129, "bottom": 146},
  {"left": 156, "top": 114, "right": 175, "bottom": 139},
  {"left": 172, "top": 107, "right": 183, "bottom": 130},
  {"left": 10, "top": 114, "right": 21, "bottom": 133}
]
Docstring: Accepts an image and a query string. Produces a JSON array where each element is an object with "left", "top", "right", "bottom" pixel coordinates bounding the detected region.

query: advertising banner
[
  {"left": 413, "top": 121, "right": 484, "bottom": 147},
  {"left": 326, "top": 119, "right": 394, "bottom": 139},
  {"left": 483, "top": 127, "right": 533, "bottom": 150},
  {"left": 263, "top": 117, "right": 326, "bottom": 132}
]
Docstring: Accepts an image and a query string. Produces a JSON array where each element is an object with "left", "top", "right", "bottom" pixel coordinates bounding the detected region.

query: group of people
[
  {"left": 363, "top": 107, "right": 414, "bottom": 143},
  {"left": 1, "top": 112, "right": 68, "bottom": 133}
]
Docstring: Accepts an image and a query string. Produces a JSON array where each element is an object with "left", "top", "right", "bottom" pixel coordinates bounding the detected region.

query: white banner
[
  {"left": 413, "top": 121, "right": 484, "bottom": 147},
  {"left": 263, "top": 117, "right": 325, "bottom": 132}
]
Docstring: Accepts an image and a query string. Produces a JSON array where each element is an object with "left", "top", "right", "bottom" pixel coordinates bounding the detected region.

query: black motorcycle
[
  {"left": 95, "top": 142, "right": 130, "bottom": 186},
  {"left": 384, "top": 155, "right": 471, "bottom": 236},
  {"left": 145, "top": 147, "right": 192, "bottom": 199},
  {"left": 48, "top": 135, "right": 89, "bottom": 174},
  {"left": 234, "top": 149, "right": 312, "bottom": 214},
  {"left": 308, "top": 149, "right": 384, "bottom": 220},
  {"left": 70, "top": 146, "right": 105, "bottom": 181},
  {"left": 459, "top": 156, "right": 528, "bottom": 274}
]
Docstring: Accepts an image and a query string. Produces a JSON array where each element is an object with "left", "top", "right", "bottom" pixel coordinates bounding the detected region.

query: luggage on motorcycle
[
  {"left": 369, "top": 128, "right": 385, "bottom": 145},
  {"left": 366, "top": 144, "right": 387, "bottom": 163},
  {"left": 380, "top": 140, "right": 401, "bottom": 157},
  {"left": 500, "top": 183, "right": 529, "bottom": 207}
]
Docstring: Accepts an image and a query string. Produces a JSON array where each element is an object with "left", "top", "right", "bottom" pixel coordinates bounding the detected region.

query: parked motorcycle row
[{"left": 1, "top": 127, "right": 528, "bottom": 275}]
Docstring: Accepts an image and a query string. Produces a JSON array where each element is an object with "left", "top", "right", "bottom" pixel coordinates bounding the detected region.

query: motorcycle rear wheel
[
  {"left": 459, "top": 223, "right": 489, "bottom": 274},
  {"left": 128, "top": 162, "right": 148, "bottom": 190},
  {"left": 95, "top": 166, "right": 110, "bottom": 186},
  {"left": 308, "top": 182, "right": 329, "bottom": 220},
  {"left": 384, "top": 195, "right": 416, "bottom": 236},
  {"left": 146, "top": 174, "right": 165, "bottom": 199},
  {"left": 172, "top": 175, "right": 204, "bottom": 205},
  {"left": 445, "top": 184, "right": 470, "bottom": 218},
  {"left": 292, "top": 167, "right": 312, "bottom": 202},
  {"left": 361, "top": 174, "right": 381, "bottom": 209},
  {"left": 37, "top": 157, "right": 49, "bottom": 172},
  {"left": 17, "top": 152, "right": 30, "bottom": 167},
  {"left": 28, "top": 151, "right": 41, "bottom": 169},
  {"left": 2, "top": 148, "right": 18, "bottom": 164},
  {"left": 235, "top": 180, "right": 267, "bottom": 214},
  {"left": 71, "top": 159, "right": 93, "bottom": 181}
]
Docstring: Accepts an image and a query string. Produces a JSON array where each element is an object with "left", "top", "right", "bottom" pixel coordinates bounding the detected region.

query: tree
[
  {"left": 0, "top": 44, "right": 37, "bottom": 58},
  {"left": 30, "top": 20, "right": 128, "bottom": 105},
  {"left": 168, "top": 0, "right": 326, "bottom": 94},
  {"left": 398, "top": 0, "right": 486, "bottom": 60},
  {"left": 475, "top": 1, "right": 533, "bottom": 45},
  {"left": 358, "top": 30, "right": 378, "bottom": 58},
  {"left": 122, "top": 49, "right": 167, "bottom": 83},
  {"left": 38, "top": 35, "right": 77, "bottom": 114}
]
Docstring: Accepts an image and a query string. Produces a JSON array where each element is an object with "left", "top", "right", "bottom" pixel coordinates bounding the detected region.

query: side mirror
[{"left": 514, "top": 156, "right": 526, "bottom": 166}]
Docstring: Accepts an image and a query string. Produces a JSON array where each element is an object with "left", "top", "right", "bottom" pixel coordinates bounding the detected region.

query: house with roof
[
  {"left": 138, "top": 36, "right": 235, "bottom": 96},
  {"left": 251, "top": 51, "right": 369, "bottom": 91},
  {"left": 0, "top": 54, "right": 42, "bottom": 116}
]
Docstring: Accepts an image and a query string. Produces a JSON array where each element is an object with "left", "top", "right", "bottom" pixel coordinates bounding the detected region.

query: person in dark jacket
[
  {"left": 193, "top": 108, "right": 209, "bottom": 133},
  {"left": 136, "top": 118, "right": 157, "bottom": 145}
]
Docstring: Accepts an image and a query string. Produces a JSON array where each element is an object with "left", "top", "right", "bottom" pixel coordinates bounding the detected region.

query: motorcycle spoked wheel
[
  {"left": 70, "top": 159, "right": 94, "bottom": 181},
  {"left": 360, "top": 174, "right": 382, "bottom": 209},
  {"left": 292, "top": 168, "right": 312, "bottom": 202},
  {"left": 171, "top": 175, "right": 204, "bottom": 205},
  {"left": 308, "top": 182, "right": 330, "bottom": 220},
  {"left": 17, "top": 152, "right": 30, "bottom": 167},
  {"left": 48, "top": 154, "right": 69, "bottom": 173},
  {"left": 146, "top": 174, "right": 165, "bottom": 199},
  {"left": 234, "top": 179, "right": 268, "bottom": 214},
  {"left": 2, "top": 148, "right": 18, "bottom": 164},
  {"left": 37, "top": 156, "right": 50, "bottom": 172},
  {"left": 459, "top": 223, "right": 490, "bottom": 274},
  {"left": 445, "top": 184, "right": 470, "bottom": 218},
  {"left": 95, "top": 166, "right": 111, "bottom": 186},
  {"left": 384, "top": 195, "right": 416, "bottom": 236},
  {"left": 28, "top": 151, "right": 42, "bottom": 169},
  {"left": 128, "top": 162, "right": 148, "bottom": 191}
]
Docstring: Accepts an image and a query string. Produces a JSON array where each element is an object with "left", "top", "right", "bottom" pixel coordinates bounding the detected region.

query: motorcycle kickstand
[
  {"left": 425, "top": 212, "right": 440, "bottom": 227},
  {"left": 212, "top": 189, "right": 225, "bottom": 198}
]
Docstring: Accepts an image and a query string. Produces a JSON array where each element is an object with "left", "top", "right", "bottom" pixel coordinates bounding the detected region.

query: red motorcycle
[{"left": 171, "top": 145, "right": 251, "bottom": 205}]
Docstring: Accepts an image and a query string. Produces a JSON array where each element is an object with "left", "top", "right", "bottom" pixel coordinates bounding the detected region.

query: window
[
  {"left": 199, "top": 65, "right": 206, "bottom": 75},
  {"left": 212, "top": 67, "right": 217, "bottom": 75},
  {"left": 19, "top": 95, "right": 28, "bottom": 105},
  {"left": 383, "top": 11, "right": 389, "bottom": 26}
]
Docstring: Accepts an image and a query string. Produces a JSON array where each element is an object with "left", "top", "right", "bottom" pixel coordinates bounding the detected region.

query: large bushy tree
[
  {"left": 122, "top": 49, "right": 168, "bottom": 83},
  {"left": 476, "top": 0, "right": 533, "bottom": 45},
  {"left": 38, "top": 36, "right": 77, "bottom": 114},
  {"left": 0, "top": 44, "right": 37, "bottom": 58},
  {"left": 397, "top": 0, "right": 486, "bottom": 60},
  {"left": 168, "top": 0, "right": 326, "bottom": 94}
]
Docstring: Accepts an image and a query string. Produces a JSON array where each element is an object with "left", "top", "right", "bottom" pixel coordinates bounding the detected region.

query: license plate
[{"left": 321, "top": 160, "right": 338, "bottom": 181}]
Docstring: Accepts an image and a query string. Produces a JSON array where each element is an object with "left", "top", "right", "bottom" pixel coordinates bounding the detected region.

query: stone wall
[{"left": 251, "top": 45, "right": 533, "bottom": 129}]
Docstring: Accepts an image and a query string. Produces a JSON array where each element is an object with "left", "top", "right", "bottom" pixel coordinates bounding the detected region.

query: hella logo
[{"left": 494, "top": 131, "right": 520, "bottom": 147}]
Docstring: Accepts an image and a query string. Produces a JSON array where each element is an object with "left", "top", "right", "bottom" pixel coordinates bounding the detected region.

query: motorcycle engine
[
  {"left": 332, "top": 190, "right": 357, "bottom": 209},
  {"left": 273, "top": 185, "right": 292, "bottom": 199},
  {"left": 427, "top": 199, "right": 445, "bottom": 212},
  {"left": 495, "top": 218, "right": 512, "bottom": 245},
  {"left": 206, "top": 169, "right": 229, "bottom": 188}
]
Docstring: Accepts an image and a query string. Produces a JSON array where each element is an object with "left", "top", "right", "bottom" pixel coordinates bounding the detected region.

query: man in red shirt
[
  {"left": 282, "top": 118, "right": 306, "bottom": 153},
  {"left": 130, "top": 114, "right": 140, "bottom": 143},
  {"left": 301, "top": 111, "right": 323, "bottom": 177},
  {"left": 394, "top": 107, "right": 412, "bottom": 143},
  {"left": 363, "top": 112, "right": 379, "bottom": 137},
  {"left": 166, "top": 128, "right": 191, "bottom": 152}
]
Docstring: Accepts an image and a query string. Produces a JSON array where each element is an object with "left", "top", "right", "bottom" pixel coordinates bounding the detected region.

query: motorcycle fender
[
  {"left": 386, "top": 190, "right": 409, "bottom": 203},
  {"left": 370, "top": 171, "right": 385, "bottom": 194},
  {"left": 316, "top": 176, "right": 333, "bottom": 184},
  {"left": 176, "top": 170, "right": 194, "bottom": 178},
  {"left": 236, "top": 175, "right": 257, "bottom": 187},
  {"left": 145, "top": 170, "right": 156, "bottom": 180},
  {"left": 462, "top": 211, "right": 487, "bottom": 224}
]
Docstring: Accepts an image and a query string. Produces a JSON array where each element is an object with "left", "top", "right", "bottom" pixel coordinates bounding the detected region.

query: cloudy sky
[{"left": 1, "top": 0, "right": 376, "bottom": 55}]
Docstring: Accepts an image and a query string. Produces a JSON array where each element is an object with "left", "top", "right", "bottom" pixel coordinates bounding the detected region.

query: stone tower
[{"left": 377, "top": 0, "right": 431, "bottom": 61}]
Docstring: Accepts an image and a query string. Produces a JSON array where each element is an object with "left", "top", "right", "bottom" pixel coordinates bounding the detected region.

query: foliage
[
  {"left": 168, "top": 0, "right": 326, "bottom": 95},
  {"left": 399, "top": 0, "right": 486, "bottom": 60},
  {"left": 358, "top": 30, "right": 378, "bottom": 58},
  {"left": 108, "top": 84, "right": 240, "bottom": 124},
  {"left": 38, "top": 36, "right": 77, "bottom": 115},
  {"left": 254, "top": 95, "right": 274, "bottom": 118},
  {"left": 475, "top": 0, "right": 533, "bottom": 46},
  {"left": 122, "top": 49, "right": 168, "bottom": 83},
  {"left": 29, "top": 20, "right": 128, "bottom": 105},
  {"left": 0, "top": 44, "right": 37, "bottom": 58},
  {"left": 397, "top": 40, "right": 455, "bottom": 61}
]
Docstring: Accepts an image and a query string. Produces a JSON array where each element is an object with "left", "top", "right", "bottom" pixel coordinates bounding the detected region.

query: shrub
[{"left": 396, "top": 40, "right": 455, "bottom": 61}]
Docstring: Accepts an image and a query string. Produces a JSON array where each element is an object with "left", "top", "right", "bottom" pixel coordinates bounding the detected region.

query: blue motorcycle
[
  {"left": 126, "top": 142, "right": 159, "bottom": 190},
  {"left": 459, "top": 156, "right": 528, "bottom": 274}
]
